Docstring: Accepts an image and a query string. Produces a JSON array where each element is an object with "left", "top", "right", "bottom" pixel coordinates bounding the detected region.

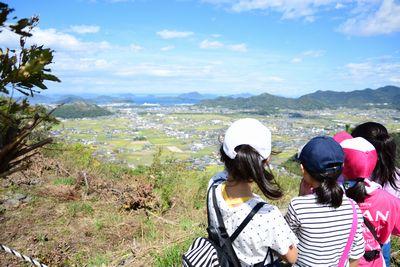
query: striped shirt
[{"left": 285, "top": 194, "right": 365, "bottom": 267}]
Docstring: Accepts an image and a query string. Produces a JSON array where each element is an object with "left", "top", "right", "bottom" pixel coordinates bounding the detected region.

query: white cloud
[
  {"left": 114, "top": 63, "right": 216, "bottom": 78},
  {"left": 343, "top": 59, "right": 400, "bottom": 84},
  {"left": 390, "top": 76, "right": 400, "bottom": 83},
  {"left": 0, "top": 27, "right": 112, "bottom": 52},
  {"left": 335, "top": 3, "right": 345, "bottom": 9},
  {"left": 199, "top": 39, "right": 224, "bottom": 49},
  {"left": 130, "top": 44, "right": 143, "bottom": 52},
  {"left": 228, "top": 43, "right": 247, "bottom": 52},
  {"left": 161, "top": 45, "right": 175, "bottom": 51},
  {"left": 211, "top": 34, "right": 222, "bottom": 38},
  {"left": 156, "top": 30, "right": 194, "bottom": 39},
  {"left": 291, "top": 57, "right": 302, "bottom": 63},
  {"left": 55, "top": 55, "right": 112, "bottom": 72},
  {"left": 291, "top": 50, "right": 325, "bottom": 63},
  {"left": 0, "top": 28, "right": 19, "bottom": 47},
  {"left": 302, "top": 50, "right": 325, "bottom": 57},
  {"left": 338, "top": 0, "right": 400, "bottom": 36},
  {"left": 69, "top": 25, "right": 100, "bottom": 34},
  {"left": 264, "top": 76, "right": 284, "bottom": 82},
  {"left": 221, "top": 0, "right": 344, "bottom": 20},
  {"left": 202, "top": 0, "right": 399, "bottom": 36}
]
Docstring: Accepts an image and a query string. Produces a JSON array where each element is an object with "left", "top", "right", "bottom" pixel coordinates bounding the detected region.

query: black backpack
[{"left": 182, "top": 180, "right": 277, "bottom": 267}]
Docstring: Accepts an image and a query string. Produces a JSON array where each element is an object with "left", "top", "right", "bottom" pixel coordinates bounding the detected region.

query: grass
[
  {"left": 87, "top": 254, "right": 111, "bottom": 267},
  {"left": 153, "top": 239, "right": 194, "bottom": 267},
  {"left": 1, "top": 143, "right": 299, "bottom": 266},
  {"left": 67, "top": 202, "right": 94, "bottom": 217},
  {"left": 53, "top": 177, "right": 75, "bottom": 186}
]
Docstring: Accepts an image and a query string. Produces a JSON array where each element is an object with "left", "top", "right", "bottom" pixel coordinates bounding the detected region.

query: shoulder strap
[
  {"left": 211, "top": 185, "right": 228, "bottom": 236},
  {"left": 363, "top": 217, "right": 382, "bottom": 246},
  {"left": 206, "top": 178, "right": 226, "bottom": 227},
  {"left": 338, "top": 199, "right": 358, "bottom": 267},
  {"left": 253, "top": 247, "right": 273, "bottom": 267},
  {"left": 229, "top": 202, "right": 266, "bottom": 242},
  {"left": 211, "top": 185, "right": 241, "bottom": 267}
]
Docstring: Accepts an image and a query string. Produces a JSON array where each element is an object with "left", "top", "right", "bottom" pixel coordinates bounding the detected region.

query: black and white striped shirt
[{"left": 285, "top": 194, "right": 365, "bottom": 267}]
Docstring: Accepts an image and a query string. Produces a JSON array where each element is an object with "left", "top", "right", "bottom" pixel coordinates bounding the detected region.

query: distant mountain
[
  {"left": 91, "top": 95, "right": 135, "bottom": 104},
  {"left": 228, "top": 93, "right": 253, "bottom": 98},
  {"left": 56, "top": 95, "right": 87, "bottom": 104},
  {"left": 201, "top": 92, "right": 325, "bottom": 113},
  {"left": 201, "top": 86, "right": 400, "bottom": 112},
  {"left": 178, "top": 91, "right": 217, "bottom": 100},
  {"left": 52, "top": 101, "right": 113, "bottom": 118},
  {"left": 178, "top": 91, "right": 203, "bottom": 100}
]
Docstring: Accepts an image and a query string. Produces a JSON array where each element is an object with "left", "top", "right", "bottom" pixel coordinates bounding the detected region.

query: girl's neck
[{"left": 225, "top": 178, "right": 253, "bottom": 199}]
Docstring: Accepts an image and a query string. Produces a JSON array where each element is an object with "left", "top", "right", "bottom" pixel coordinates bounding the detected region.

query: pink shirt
[{"left": 358, "top": 182, "right": 400, "bottom": 267}]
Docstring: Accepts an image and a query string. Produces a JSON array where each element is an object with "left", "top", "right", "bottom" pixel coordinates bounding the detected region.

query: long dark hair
[
  {"left": 305, "top": 167, "right": 343, "bottom": 208},
  {"left": 344, "top": 179, "right": 368, "bottom": 203},
  {"left": 220, "top": 145, "right": 283, "bottom": 200},
  {"left": 352, "top": 122, "right": 399, "bottom": 190}
]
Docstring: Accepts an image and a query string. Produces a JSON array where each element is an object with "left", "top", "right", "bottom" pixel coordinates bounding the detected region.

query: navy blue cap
[{"left": 298, "top": 136, "right": 344, "bottom": 175}]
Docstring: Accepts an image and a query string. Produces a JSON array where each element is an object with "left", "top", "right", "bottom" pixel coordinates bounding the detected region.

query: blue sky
[{"left": 1, "top": 0, "right": 400, "bottom": 97}]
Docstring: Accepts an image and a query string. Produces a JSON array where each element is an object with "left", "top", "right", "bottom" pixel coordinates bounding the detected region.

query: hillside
[
  {"left": 201, "top": 85, "right": 400, "bottom": 112},
  {"left": 0, "top": 143, "right": 299, "bottom": 266},
  {"left": 301, "top": 85, "right": 400, "bottom": 108},
  {"left": 52, "top": 101, "right": 113, "bottom": 119}
]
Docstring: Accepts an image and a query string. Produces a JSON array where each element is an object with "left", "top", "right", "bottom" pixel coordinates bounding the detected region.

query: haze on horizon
[{"left": 1, "top": 0, "right": 399, "bottom": 97}]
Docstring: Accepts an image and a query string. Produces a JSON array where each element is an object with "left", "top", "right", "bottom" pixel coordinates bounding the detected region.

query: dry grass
[{"left": 0, "top": 146, "right": 211, "bottom": 266}]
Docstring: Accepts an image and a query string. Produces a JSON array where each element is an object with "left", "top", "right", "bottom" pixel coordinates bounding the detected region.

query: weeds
[
  {"left": 87, "top": 253, "right": 110, "bottom": 267},
  {"left": 67, "top": 202, "right": 94, "bottom": 217},
  {"left": 153, "top": 239, "right": 193, "bottom": 267},
  {"left": 94, "top": 219, "right": 104, "bottom": 231},
  {"left": 53, "top": 177, "right": 75, "bottom": 186}
]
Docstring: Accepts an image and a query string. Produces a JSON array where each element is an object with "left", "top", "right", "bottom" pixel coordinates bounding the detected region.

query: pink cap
[
  {"left": 333, "top": 131, "right": 353, "bottom": 144},
  {"left": 340, "top": 137, "right": 378, "bottom": 179}
]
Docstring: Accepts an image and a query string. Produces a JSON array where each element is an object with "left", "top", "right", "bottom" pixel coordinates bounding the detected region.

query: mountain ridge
[{"left": 201, "top": 85, "right": 400, "bottom": 112}]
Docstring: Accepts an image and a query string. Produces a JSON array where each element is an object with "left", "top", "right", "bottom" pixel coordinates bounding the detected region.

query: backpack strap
[
  {"left": 254, "top": 247, "right": 274, "bottom": 267},
  {"left": 229, "top": 202, "right": 266, "bottom": 242},
  {"left": 206, "top": 178, "right": 226, "bottom": 227},
  {"left": 211, "top": 184, "right": 267, "bottom": 267},
  {"left": 363, "top": 217, "right": 383, "bottom": 247},
  {"left": 211, "top": 185, "right": 241, "bottom": 267}
]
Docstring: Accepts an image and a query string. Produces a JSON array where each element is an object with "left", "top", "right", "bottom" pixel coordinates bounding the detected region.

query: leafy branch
[{"left": 0, "top": 2, "right": 61, "bottom": 178}]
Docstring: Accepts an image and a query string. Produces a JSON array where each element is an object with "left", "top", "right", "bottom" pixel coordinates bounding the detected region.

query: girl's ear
[{"left": 300, "top": 164, "right": 305, "bottom": 175}]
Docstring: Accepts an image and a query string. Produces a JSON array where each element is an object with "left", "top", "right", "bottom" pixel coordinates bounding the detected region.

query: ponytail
[
  {"left": 352, "top": 122, "right": 400, "bottom": 190},
  {"left": 306, "top": 167, "right": 343, "bottom": 208},
  {"left": 220, "top": 145, "right": 283, "bottom": 200},
  {"left": 344, "top": 179, "right": 368, "bottom": 203}
]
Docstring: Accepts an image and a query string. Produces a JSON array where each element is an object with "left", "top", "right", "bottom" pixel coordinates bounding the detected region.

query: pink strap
[{"left": 338, "top": 200, "right": 357, "bottom": 267}]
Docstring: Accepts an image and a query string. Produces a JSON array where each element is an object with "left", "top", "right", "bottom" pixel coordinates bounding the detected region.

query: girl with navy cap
[{"left": 285, "top": 136, "right": 365, "bottom": 267}]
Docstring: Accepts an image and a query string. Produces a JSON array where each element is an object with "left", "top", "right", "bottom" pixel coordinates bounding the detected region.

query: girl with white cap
[{"left": 208, "top": 118, "right": 298, "bottom": 266}]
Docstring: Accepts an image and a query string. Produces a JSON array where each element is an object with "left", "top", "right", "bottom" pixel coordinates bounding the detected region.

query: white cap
[{"left": 223, "top": 118, "right": 271, "bottom": 160}]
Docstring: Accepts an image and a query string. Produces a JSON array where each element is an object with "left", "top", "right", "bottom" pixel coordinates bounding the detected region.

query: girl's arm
[
  {"left": 281, "top": 244, "right": 298, "bottom": 264},
  {"left": 349, "top": 258, "right": 359, "bottom": 267}
]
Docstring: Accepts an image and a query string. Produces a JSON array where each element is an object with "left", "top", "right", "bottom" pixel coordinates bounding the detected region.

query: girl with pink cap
[
  {"left": 351, "top": 122, "right": 400, "bottom": 266},
  {"left": 339, "top": 136, "right": 400, "bottom": 267}
]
